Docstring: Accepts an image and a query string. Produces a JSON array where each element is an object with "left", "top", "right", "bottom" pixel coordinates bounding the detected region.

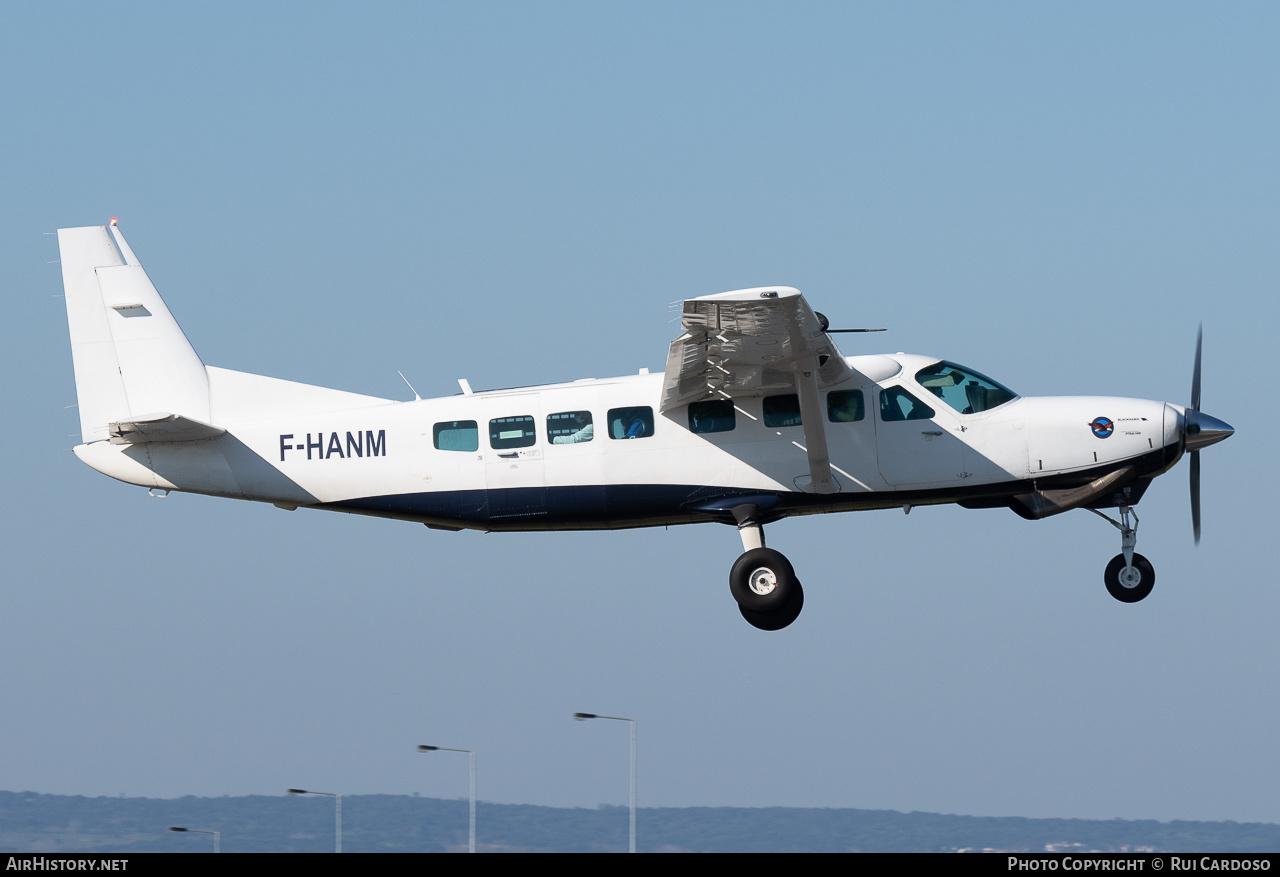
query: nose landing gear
[{"left": 1090, "top": 503, "right": 1156, "bottom": 603}]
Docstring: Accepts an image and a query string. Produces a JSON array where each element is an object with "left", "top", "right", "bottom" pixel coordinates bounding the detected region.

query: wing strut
[{"left": 795, "top": 358, "right": 836, "bottom": 494}]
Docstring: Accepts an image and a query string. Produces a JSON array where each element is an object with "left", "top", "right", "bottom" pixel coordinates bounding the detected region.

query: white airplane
[{"left": 57, "top": 221, "right": 1234, "bottom": 630}]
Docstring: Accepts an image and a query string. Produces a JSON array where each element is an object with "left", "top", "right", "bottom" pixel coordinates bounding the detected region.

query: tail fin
[{"left": 58, "top": 223, "right": 211, "bottom": 443}]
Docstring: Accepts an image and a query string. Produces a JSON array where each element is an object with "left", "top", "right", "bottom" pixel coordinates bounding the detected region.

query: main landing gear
[
  {"left": 728, "top": 506, "right": 804, "bottom": 630},
  {"left": 1089, "top": 502, "right": 1155, "bottom": 603}
]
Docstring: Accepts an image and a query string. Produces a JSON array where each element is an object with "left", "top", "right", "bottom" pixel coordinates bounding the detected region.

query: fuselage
[
  {"left": 55, "top": 221, "right": 1234, "bottom": 628},
  {"left": 73, "top": 353, "right": 1184, "bottom": 533}
]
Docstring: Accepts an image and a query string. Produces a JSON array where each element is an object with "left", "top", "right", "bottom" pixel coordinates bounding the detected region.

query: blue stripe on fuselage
[{"left": 312, "top": 443, "right": 1179, "bottom": 532}]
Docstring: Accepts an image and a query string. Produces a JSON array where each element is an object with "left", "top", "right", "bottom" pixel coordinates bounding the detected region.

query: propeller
[
  {"left": 1190, "top": 326, "right": 1202, "bottom": 544},
  {"left": 1183, "top": 324, "right": 1235, "bottom": 544}
]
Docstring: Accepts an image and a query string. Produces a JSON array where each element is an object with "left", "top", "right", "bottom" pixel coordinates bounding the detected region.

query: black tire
[
  {"left": 729, "top": 548, "right": 796, "bottom": 613},
  {"left": 1104, "top": 553, "right": 1155, "bottom": 603},
  {"left": 739, "top": 580, "right": 805, "bottom": 631}
]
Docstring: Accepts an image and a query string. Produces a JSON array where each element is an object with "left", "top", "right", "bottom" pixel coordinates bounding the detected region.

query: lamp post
[
  {"left": 287, "top": 788, "right": 342, "bottom": 852},
  {"left": 574, "top": 712, "right": 636, "bottom": 853},
  {"left": 417, "top": 744, "right": 476, "bottom": 853},
  {"left": 168, "top": 826, "right": 219, "bottom": 853}
]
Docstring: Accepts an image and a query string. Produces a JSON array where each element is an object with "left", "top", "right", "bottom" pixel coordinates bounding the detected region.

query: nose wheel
[{"left": 1104, "top": 552, "right": 1155, "bottom": 603}]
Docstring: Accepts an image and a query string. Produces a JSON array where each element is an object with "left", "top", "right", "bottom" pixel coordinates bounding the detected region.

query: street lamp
[
  {"left": 574, "top": 712, "right": 636, "bottom": 853},
  {"left": 168, "top": 826, "right": 219, "bottom": 853},
  {"left": 287, "top": 788, "right": 342, "bottom": 852},
  {"left": 417, "top": 744, "right": 476, "bottom": 853}
]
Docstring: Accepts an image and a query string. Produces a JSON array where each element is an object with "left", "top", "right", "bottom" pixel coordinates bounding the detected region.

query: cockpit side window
[
  {"left": 879, "top": 386, "right": 935, "bottom": 422},
  {"left": 914, "top": 361, "right": 1017, "bottom": 415}
]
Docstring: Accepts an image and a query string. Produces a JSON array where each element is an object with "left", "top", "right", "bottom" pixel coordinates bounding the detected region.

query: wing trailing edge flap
[
  {"left": 661, "top": 287, "right": 845, "bottom": 494},
  {"left": 108, "top": 413, "right": 226, "bottom": 445}
]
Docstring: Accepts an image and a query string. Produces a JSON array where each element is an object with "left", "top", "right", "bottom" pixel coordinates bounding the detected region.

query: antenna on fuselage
[{"left": 397, "top": 370, "right": 421, "bottom": 401}]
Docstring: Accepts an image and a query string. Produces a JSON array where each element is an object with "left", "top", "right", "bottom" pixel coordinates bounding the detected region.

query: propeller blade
[
  {"left": 1190, "top": 450, "right": 1201, "bottom": 545},
  {"left": 1185, "top": 326, "right": 1233, "bottom": 546},
  {"left": 1191, "top": 323, "right": 1202, "bottom": 412},
  {"left": 1190, "top": 325, "right": 1202, "bottom": 545}
]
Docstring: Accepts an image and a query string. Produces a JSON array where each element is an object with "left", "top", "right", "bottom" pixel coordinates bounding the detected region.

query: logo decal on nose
[{"left": 1088, "top": 417, "right": 1114, "bottom": 439}]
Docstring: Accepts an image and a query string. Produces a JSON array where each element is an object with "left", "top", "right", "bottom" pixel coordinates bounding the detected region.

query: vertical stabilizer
[{"left": 58, "top": 224, "right": 211, "bottom": 443}]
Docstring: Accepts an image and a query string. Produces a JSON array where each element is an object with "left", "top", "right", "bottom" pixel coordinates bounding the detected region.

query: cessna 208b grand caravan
[{"left": 58, "top": 221, "right": 1234, "bottom": 630}]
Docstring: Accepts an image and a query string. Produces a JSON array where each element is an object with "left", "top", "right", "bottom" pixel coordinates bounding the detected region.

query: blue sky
[{"left": 3, "top": 2, "right": 1277, "bottom": 824}]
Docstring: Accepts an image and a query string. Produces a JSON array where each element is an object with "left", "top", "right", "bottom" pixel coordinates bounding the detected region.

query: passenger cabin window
[
  {"left": 489, "top": 415, "right": 536, "bottom": 449},
  {"left": 689, "top": 399, "right": 735, "bottom": 434},
  {"left": 434, "top": 420, "right": 479, "bottom": 452},
  {"left": 608, "top": 406, "right": 655, "bottom": 439},
  {"left": 827, "top": 390, "right": 865, "bottom": 423},
  {"left": 547, "top": 411, "right": 594, "bottom": 444},
  {"left": 879, "top": 387, "right": 935, "bottom": 422},
  {"left": 763, "top": 394, "right": 802, "bottom": 428},
  {"left": 915, "top": 361, "right": 1018, "bottom": 415}
]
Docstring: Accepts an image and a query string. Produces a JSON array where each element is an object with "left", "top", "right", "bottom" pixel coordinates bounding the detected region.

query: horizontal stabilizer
[{"left": 108, "top": 413, "right": 226, "bottom": 445}]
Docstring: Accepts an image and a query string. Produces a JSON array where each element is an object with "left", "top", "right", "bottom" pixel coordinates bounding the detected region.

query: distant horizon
[
  {"left": 6, "top": 790, "right": 1279, "bottom": 854},
  {"left": 5, "top": 789, "right": 1277, "bottom": 827}
]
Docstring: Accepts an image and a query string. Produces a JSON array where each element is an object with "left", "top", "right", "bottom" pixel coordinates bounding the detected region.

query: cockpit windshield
[{"left": 914, "top": 361, "right": 1017, "bottom": 415}]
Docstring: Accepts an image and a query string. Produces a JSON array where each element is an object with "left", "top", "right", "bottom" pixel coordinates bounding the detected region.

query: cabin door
[{"left": 482, "top": 394, "right": 547, "bottom": 518}]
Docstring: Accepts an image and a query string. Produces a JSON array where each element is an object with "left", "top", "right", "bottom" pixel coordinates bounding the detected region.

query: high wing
[{"left": 660, "top": 286, "right": 851, "bottom": 494}]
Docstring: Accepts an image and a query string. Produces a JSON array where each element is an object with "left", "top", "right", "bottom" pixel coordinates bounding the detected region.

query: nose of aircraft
[{"left": 1184, "top": 410, "right": 1234, "bottom": 451}]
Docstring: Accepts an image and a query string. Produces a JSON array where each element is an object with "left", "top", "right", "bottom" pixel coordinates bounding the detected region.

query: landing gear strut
[
  {"left": 1089, "top": 502, "right": 1156, "bottom": 603},
  {"left": 729, "top": 506, "right": 804, "bottom": 630}
]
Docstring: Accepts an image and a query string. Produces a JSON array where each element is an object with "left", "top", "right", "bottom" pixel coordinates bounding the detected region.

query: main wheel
[
  {"left": 1104, "top": 553, "right": 1155, "bottom": 603},
  {"left": 739, "top": 580, "right": 805, "bottom": 631},
  {"left": 729, "top": 548, "right": 796, "bottom": 613}
]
